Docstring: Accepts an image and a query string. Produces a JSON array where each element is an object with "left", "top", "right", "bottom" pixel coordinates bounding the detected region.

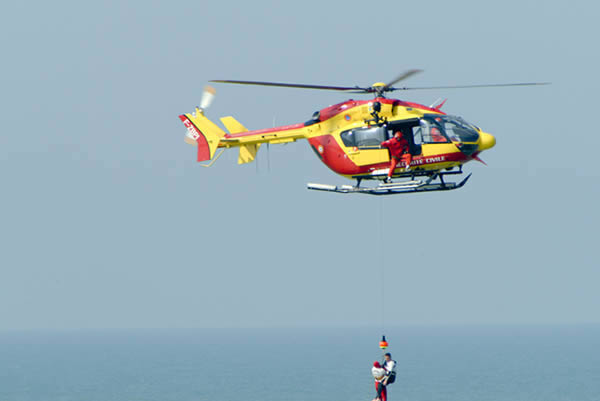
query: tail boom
[{"left": 180, "top": 111, "right": 309, "bottom": 165}]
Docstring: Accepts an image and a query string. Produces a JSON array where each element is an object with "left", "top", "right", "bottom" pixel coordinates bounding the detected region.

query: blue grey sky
[{"left": 1, "top": 0, "right": 598, "bottom": 330}]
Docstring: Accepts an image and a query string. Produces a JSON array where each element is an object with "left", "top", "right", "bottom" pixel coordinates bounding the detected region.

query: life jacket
[{"left": 384, "top": 359, "right": 397, "bottom": 384}]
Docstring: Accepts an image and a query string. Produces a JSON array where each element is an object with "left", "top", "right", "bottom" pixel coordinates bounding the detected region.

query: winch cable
[{"left": 379, "top": 196, "right": 386, "bottom": 347}]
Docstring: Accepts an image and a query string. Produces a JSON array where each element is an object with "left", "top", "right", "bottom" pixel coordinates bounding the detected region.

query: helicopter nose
[{"left": 478, "top": 132, "right": 496, "bottom": 151}]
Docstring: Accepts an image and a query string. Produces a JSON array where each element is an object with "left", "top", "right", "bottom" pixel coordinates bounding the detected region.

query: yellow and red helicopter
[{"left": 179, "top": 70, "right": 546, "bottom": 195}]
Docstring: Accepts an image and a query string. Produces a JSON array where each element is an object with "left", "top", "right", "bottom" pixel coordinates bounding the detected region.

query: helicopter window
[
  {"left": 340, "top": 130, "right": 355, "bottom": 147},
  {"left": 443, "top": 119, "right": 479, "bottom": 142},
  {"left": 340, "top": 126, "right": 387, "bottom": 148},
  {"left": 421, "top": 115, "right": 480, "bottom": 143},
  {"left": 412, "top": 126, "right": 423, "bottom": 145},
  {"left": 418, "top": 118, "right": 449, "bottom": 143},
  {"left": 443, "top": 122, "right": 461, "bottom": 142}
]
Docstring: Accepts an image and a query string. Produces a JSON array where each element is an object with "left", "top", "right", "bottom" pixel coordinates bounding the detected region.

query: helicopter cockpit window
[
  {"left": 420, "top": 115, "right": 480, "bottom": 143},
  {"left": 416, "top": 118, "right": 449, "bottom": 143},
  {"left": 442, "top": 117, "right": 480, "bottom": 143},
  {"left": 340, "top": 126, "right": 387, "bottom": 148}
]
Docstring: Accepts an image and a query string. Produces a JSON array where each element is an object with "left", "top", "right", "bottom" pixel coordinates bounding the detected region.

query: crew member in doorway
[
  {"left": 380, "top": 130, "right": 412, "bottom": 183},
  {"left": 372, "top": 361, "right": 387, "bottom": 401},
  {"left": 431, "top": 126, "right": 446, "bottom": 142},
  {"left": 382, "top": 353, "right": 397, "bottom": 385}
]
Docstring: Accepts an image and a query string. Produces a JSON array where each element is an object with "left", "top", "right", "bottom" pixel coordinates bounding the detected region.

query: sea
[{"left": 0, "top": 325, "right": 598, "bottom": 401}]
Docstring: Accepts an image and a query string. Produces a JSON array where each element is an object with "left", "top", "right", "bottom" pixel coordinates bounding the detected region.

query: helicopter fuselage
[
  {"left": 180, "top": 97, "right": 495, "bottom": 181},
  {"left": 303, "top": 98, "right": 495, "bottom": 179}
]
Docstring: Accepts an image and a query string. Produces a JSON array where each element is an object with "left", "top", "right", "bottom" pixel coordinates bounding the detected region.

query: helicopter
[{"left": 179, "top": 70, "right": 547, "bottom": 195}]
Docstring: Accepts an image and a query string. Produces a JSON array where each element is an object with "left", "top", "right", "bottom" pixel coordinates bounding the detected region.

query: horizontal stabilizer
[{"left": 220, "top": 116, "right": 248, "bottom": 134}]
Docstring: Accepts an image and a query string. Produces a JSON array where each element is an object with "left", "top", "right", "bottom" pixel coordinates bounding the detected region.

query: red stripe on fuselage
[
  {"left": 366, "top": 151, "right": 468, "bottom": 174},
  {"left": 308, "top": 135, "right": 362, "bottom": 175},
  {"left": 307, "top": 135, "right": 362, "bottom": 175},
  {"left": 308, "top": 133, "right": 470, "bottom": 176}
]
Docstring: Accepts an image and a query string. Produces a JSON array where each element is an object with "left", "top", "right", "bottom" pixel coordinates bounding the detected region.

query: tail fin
[{"left": 179, "top": 109, "right": 226, "bottom": 161}]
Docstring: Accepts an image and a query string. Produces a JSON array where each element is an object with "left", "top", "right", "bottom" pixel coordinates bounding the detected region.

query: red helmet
[{"left": 373, "top": 361, "right": 381, "bottom": 368}]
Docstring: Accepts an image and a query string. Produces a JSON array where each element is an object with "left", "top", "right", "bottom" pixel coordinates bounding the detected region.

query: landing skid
[{"left": 307, "top": 173, "right": 471, "bottom": 195}]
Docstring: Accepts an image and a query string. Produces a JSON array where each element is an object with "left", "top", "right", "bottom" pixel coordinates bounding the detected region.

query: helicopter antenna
[{"left": 268, "top": 116, "right": 276, "bottom": 172}]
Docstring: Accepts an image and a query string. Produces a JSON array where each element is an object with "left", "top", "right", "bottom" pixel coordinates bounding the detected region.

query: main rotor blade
[
  {"left": 384, "top": 69, "right": 424, "bottom": 89},
  {"left": 389, "top": 82, "right": 551, "bottom": 91},
  {"left": 210, "top": 79, "right": 368, "bottom": 92}
]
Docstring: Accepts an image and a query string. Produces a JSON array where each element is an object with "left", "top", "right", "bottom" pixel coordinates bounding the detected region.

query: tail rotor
[
  {"left": 184, "top": 86, "right": 217, "bottom": 145},
  {"left": 199, "top": 85, "right": 216, "bottom": 111}
]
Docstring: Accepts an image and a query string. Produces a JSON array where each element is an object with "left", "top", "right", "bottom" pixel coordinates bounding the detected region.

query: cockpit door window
[
  {"left": 421, "top": 114, "right": 480, "bottom": 143},
  {"left": 416, "top": 118, "right": 450, "bottom": 143}
]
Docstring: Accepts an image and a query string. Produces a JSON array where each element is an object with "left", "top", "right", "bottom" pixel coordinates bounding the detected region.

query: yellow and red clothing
[
  {"left": 372, "top": 362, "right": 387, "bottom": 401},
  {"left": 381, "top": 136, "right": 409, "bottom": 159}
]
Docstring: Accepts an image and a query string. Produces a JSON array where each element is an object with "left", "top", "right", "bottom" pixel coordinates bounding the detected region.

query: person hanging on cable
[
  {"left": 372, "top": 361, "right": 387, "bottom": 401},
  {"left": 382, "top": 353, "right": 397, "bottom": 386},
  {"left": 380, "top": 130, "right": 412, "bottom": 183}
]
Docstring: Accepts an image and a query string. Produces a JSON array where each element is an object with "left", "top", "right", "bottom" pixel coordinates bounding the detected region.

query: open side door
[{"left": 387, "top": 118, "right": 421, "bottom": 156}]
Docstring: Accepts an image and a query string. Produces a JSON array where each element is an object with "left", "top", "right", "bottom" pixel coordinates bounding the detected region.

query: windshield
[{"left": 419, "top": 115, "right": 480, "bottom": 143}]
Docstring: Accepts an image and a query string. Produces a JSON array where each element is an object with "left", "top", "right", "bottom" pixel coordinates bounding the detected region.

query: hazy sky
[{"left": 1, "top": 0, "right": 599, "bottom": 330}]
